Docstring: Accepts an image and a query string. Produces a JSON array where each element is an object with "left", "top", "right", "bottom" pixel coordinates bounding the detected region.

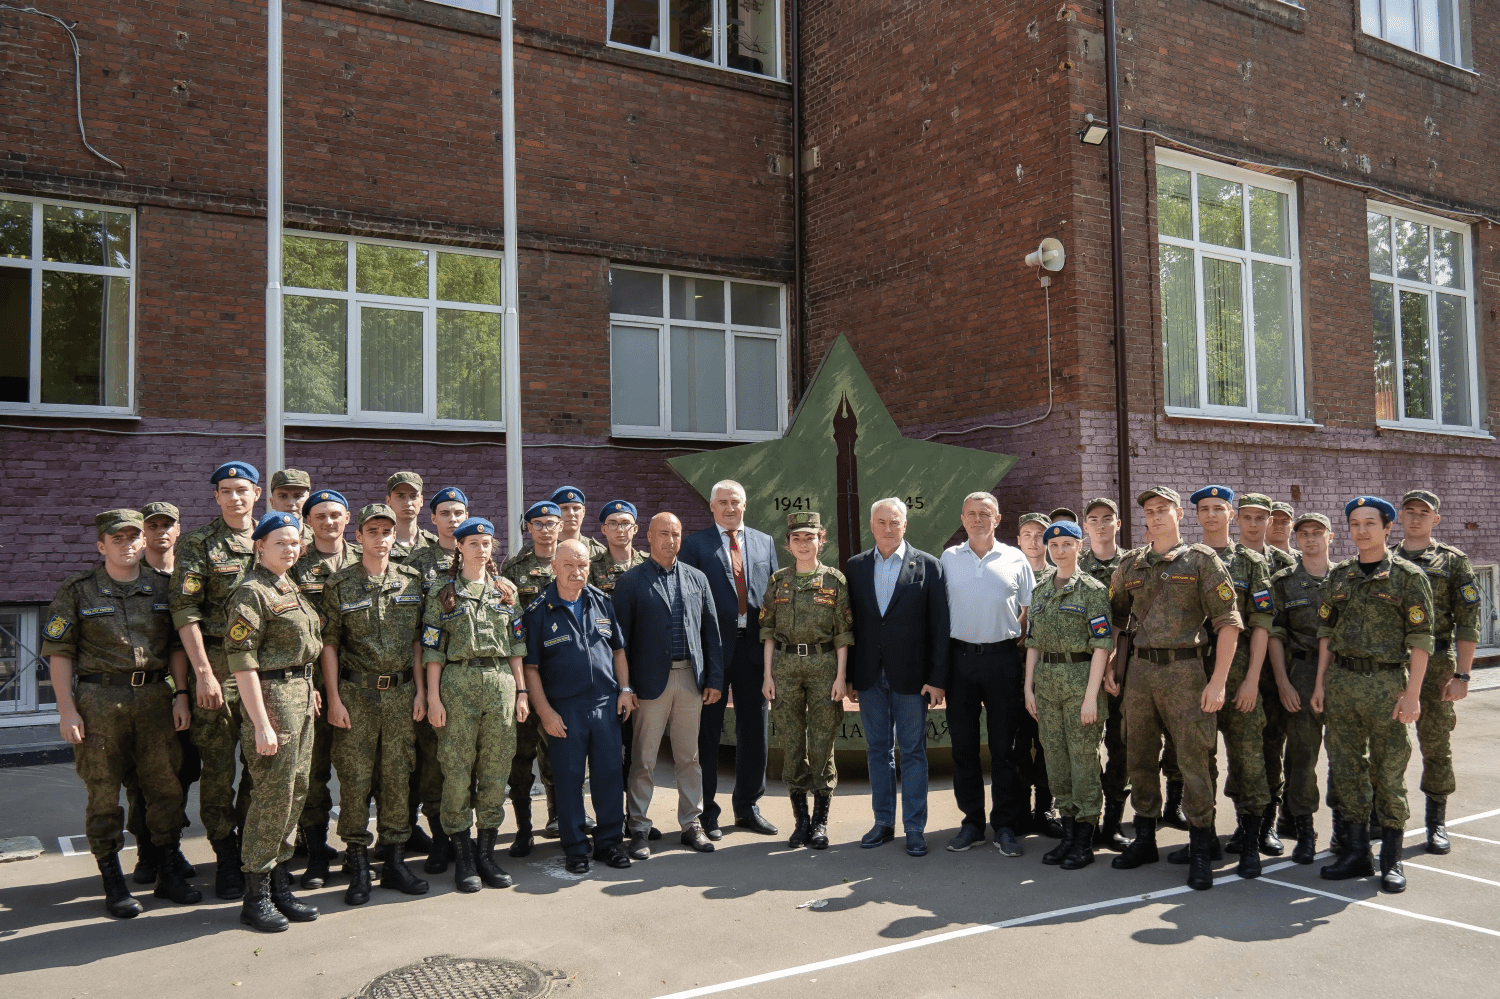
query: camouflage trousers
[
  {"left": 189, "top": 650, "right": 252, "bottom": 842},
  {"left": 1276, "top": 656, "right": 1324, "bottom": 816},
  {"left": 332, "top": 677, "right": 418, "bottom": 847},
  {"left": 507, "top": 712, "right": 553, "bottom": 804},
  {"left": 1260, "top": 665, "right": 1289, "bottom": 808},
  {"left": 1033, "top": 662, "right": 1107, "bottom": 822},
  {"left": 73, "top": 681, "right": 184, "bottom": 858},
  {"left": 770, "top": 652, "right": 843, "bottom": 793},
  {"left": 1101, "top": 689, "right": 1130, "bottom": 805},
  {"left": 125, "top": 726, "right": 198, "bottom": 844},
  {"left": 435, "top": 663, "right": 517, "bottom": 834},
  {"left": 1210, "top": 655, "right": 1271, "bottom": 814},
  {"left": 1417, "top": 649, "right": 1457, "bottom": 802},
  {"left": 1325, "top": 663, "right": 1412, "bottom": 826},
  {"left": 411, "top": 718, "right": 443, "bottom": 823},
  {"left": 298, "top": 675, "right": 334, "bottom": 831},
  {"left": 1123, "top": 657, "right": 1218, "bottom": 827},
  {"left": 238, "top": 674, "right": 317, "bottom": 874}
]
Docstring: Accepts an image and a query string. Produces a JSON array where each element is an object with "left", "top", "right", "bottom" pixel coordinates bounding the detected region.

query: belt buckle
[
  {"left": 376, "top": 674, "right": 392, "bottom": 690},
  {"left": 796, "top": 643, "right": 809, "bottom": 656},
  {"left": 130, "top": 670, "right": 146, "bottom": 687}
]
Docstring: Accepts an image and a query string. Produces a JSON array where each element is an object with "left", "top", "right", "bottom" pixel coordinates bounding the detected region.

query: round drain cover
[{"left": 354, "top": 956, "right": 560, "bottom": 999}]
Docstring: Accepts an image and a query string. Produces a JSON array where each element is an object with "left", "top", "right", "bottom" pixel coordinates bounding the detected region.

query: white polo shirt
[{"left": 941, "top": 539, "right": 1035, "bottom": 643}]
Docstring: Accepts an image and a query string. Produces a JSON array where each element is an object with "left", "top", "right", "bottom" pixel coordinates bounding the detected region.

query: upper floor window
[
  {"left": 0, "top": 195, "right": 134, "bottom": 415},
  {"left": 1368, "top": 204, "right": 1478, "bottom": 432},
  {"left": 609, "top": 265, "right": 785, "bottom": 440},
  {"left": 425, "top": 0, "right": 497, "bottom": 13},
  {"left": 1360, "top": 0, "right": 1473, "bottom": 69},
  {"left": 1155, "top": 152, "right": 1305, "bottom": 423},
  {"left": 608, "top": 0, "right": 782, "bottom": 79},
  {"left": 282, "top": 233, "right": 506, "bottom": 429}
]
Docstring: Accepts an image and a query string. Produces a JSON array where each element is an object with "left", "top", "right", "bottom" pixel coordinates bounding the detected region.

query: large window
[
  {"left": 0, "top": 195, "right": 134, "bottom": 415},
  {"left": 608, "top": 0, "right": 781, "bottom": 79},
  {"left": 1155, "top": 153, "right": 1304, "bottom": 422},
  {"left": 282, "top": 233, "right": 506, "bottom": 428},
  {"left": 1360, "top": 0, "right": 1473, "bottom": 69},
  {"left": 609, "top": 266, "right": 785, "bottom": 440},
  {"left": 1368, "top": 204, "right": 1478, "bottom": 432},
  {"left": 0, "top": 607, "right": 54, "bottom": 718}
]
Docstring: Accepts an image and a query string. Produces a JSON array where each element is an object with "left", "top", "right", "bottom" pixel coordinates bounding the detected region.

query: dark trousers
[
  {"left": 1009, "top": 709, "right": 1053, "bottom": 814},
  {"left": 547, "top": 695, "right": 625, "bottom": 858},
  {"left": 698, "top": 630, "right": 769, "bottom": 827},
  {"left": 947, "top": 642, "right": 1028, "bottom": 833}
]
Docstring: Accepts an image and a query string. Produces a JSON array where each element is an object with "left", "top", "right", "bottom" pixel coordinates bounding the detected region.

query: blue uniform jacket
[{"left": 523, "top": 581, "right": 624, "bottom": 706}]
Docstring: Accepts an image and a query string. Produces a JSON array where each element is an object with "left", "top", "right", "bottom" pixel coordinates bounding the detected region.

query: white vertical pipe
[
  {"left": 265, "top": 0, "right": 285, "bottom": 476},
  {"left": 500, "top": 0, "right": 524, "bottom": 555}
]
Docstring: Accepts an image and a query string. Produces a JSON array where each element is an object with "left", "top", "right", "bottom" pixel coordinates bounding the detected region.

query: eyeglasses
[
  {"left": 530, "top": 520, "right": 562, "bottom": 532},
  {"left": 604, "top": 521, "right": 636, "bottom": 531}
]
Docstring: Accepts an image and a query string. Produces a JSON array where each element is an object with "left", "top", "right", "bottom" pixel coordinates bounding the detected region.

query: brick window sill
[
  {"left": 1202, "top": 0, "right": 1306, "bottom": 33},
  {"left": 1354, "top": 32, "right": 1480, "bottom": 93},
  {"left": 1376, "top": 421, "right": 1494, "bottom": 443},
  {"left": 1162, "top": 411, "right": 1320, "bottom": 433}
]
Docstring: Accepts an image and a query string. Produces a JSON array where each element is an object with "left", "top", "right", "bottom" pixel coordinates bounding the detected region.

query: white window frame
[
  {"left": 421, "top": 0, "right": 498, "bottom": 14},
  {"left": 282, "top": 231, "right": 507, "bottom": 431},
  {"left": 1156, "top": 150, "right": 1308, "bottom": 424},
  {"left": 0, "top": 194, "right": 137, "bottom": 418},
  {"left": 1367, "top": 201, "right": 1480, "bottom": 435},
  {"left": 609, "top": 265, "right": 787, "bottom": 441},
  {"left": 1360, "top": 0, "right": 1474, "bottom": 70},
  {"left": 605, "top": 0, "right": 784, "bottom": 81},
  {"left": 0, "top": 606, "right": 57, "bottom": 721},
  {"left": 1473, "top": 564, "right": 1500, "bottom": 655}
]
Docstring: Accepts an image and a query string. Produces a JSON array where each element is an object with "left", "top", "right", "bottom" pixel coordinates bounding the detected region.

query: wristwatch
[
  {"left": 1454, "top": 672, "right": 1471, "bottom": 682},
  {"left": 620, "top": 686, "right": 634, "bottom": 694}
]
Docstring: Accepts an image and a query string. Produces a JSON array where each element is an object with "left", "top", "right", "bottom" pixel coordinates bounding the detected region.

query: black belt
[
  {"left": 1289, "top": 649, "right": 1314, "bottom": 663},
  {"left": 1434, "top": 639, "right": 1452, "bottom": 653},
  {"left": 1334, "top": 656, "right": 1404, "bottom": 673},
  {"left": 259, "top": 663, "right": 316, "bottom": 682},
  {"left": 463, "top": 656, "right": 507, "bottom": 671},
  {"left": 951, "top": 639, "right": 1014, "bottom": 655},
  {"left": 76, "top": 670, "right": 167, "bottom": 688},
  {"left": 775, "top": 642, "right": 833, "bottom": 656},
  {"left": 1040, "top": 651, "right": 1093, "bottom": 664},
  {"left": 1134, "top": 647, "right": 1203, "bottom": 664},
  {"left": 340, "top": 667, "right": 413, "bottom": 690}
]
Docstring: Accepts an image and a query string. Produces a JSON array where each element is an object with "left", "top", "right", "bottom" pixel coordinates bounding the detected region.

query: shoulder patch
[
  {"left": 1089, "top": 615, "right": 1111, "bottom": 638},
  {"left": 1215, "top": 581, "right": 1235, "bottom": 604},
  {"left": 1252, "top": 589, "right": 1272, "bottom": 613},
  {"left": 1318, "top": 603, "right": 1330, "bottom": 619},
  {"left": 421, "top": 625, "right": 442, "bottom": 649},
  {"left": 1460, "top": 582, "right": 1480, "bottom": 604},
  {"left": 44, "top": 614, "right": 70, "bottom": 640},
  {"left": 1408, "top": 605, "right": 1427, "bottom": 626},
  {"left": 181, "top": 572, "right": 203, "bottom": 595},
  {"left": 227, "top": 615, "right": 254, "bottom": 644},
  {"left": 512, "top": 617, "right": 525, "bottom": 641}
]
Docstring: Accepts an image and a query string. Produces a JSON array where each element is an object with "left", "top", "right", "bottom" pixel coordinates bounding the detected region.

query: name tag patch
[
  {"left": 1060, "top": 603, "right": 1087, "bottom": 615},
  {"left": 1285, "top": 598, "right": 1310, "bottom": 609},
  {"left": 212, "top": 563, "right": 241, "bottom": 574},
  {"left": 340, "top": 599, "right": 372, "bottom": 613},
  {"left": 80, "top": 606, "right": 115, "bottom": 617},
  {"left": 153, "top": 603, "right": 170, "bottom": 612},
  {"left": 392, "top": 594, "right": 421, "bottom": 605},
  {"left": 271, "top": 599, "right": 301, "bottom": 615},
  {"left": 1123, "top": 578, "right": 1143, "bottom": 591},
  {"left": 1168, "top": 574, "right": 1197, "bottom": 583}
]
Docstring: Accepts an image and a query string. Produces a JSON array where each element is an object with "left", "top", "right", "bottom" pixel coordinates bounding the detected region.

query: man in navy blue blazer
[
  {"left": 612, "top": 512, "right": 724, "bottom": 858},
  {"left": 679, "top": 479, "right": 780, "bottom": 838}
]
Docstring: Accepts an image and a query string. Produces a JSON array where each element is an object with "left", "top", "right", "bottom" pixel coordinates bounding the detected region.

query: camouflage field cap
[
  {"left": 387, "top": 471, "right": 423, "bottom": 493},
  {"left": 1137, "top": 486, "right": 1182, "bottom": 508},
  {"left": 1400, "top": 489, "right": 1440, "bottom": 512},
  {"left": 1271, "top": 501, "right": 1295, "bottom": 517},
  {"left": 1238, "top": 492, "right": 1274, "bottom": 511},
  {"left": 357, "top": 503, "right": 398, "bottom": 528},
  {"left": 787, "top": 511, "right": 822, "bottom": 532},
  {"left": 1017, "top": 512, "right": 1051, "bottom": 529},
  {"left": 140, "top": 501, "right": 180, "bottom": 523},
  {"left": 1084, "top": 497, "right": 1120, "bottom": 517},
  {"left": 1048, "top": 507, "right": 1078, "bottom": 523},
  {"left": 96, "top": 508, "right": 144, "bottom": 536},
  {"left": 1293, "top": 512, "right": 1332, "bottom": 532},
  {"left": 269, "top": 468, "right": 312, "bottom": 491}
]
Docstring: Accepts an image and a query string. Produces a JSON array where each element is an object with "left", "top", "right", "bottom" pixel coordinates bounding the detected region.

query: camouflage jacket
[
  {"left": 290, "top": 540, "right": 362, "bottom": 599},
  {"left": 321, "top": 561, "right": 426, "bottom": 675},
  {"left": 408, "top": 544, "right": 458, "bottom": 595},
  {"left": 1024, "top": 570, "right": 1113, "bottom": 655},
  {"left": 421, "top": 574, "right": 526, "bottom": 664},
  {"left": 1108, "top": 541, "right": 1242, "bottom": 649},
  {"left": 1264, "top": 545, "right": 1299, "bottom": 576},
  {"left": 1390, "top": 541, "right": 1481, "bottom": 645},
  {"left": 589, "top": 548, "right": 648, "bottom": 593},
  {"left": 1080, "top": 548, "right": 1123, "bottom": 589},
  {"left": 1210, "top": 542, "right": 1275, "bottom": 634},
  {"left": 1269, "top": 561, "right": 1330, "bottom": 659},
  {"left": 501, "top": 547, "right": 558, "bottom": 606},
  {"left": 390, "top": 527, "right": 440, "bottom": 565},
  {"left": 759, "top": 564, "right": 855, "bottom": 648},
  {"left": 169, "top": 516, "right": 256, "bottom": 638},
  {"left": 42, "top": 565, "right": 180, "bottom": 675},
  {"left": 224, "top": 567, "right": 324, "bottom": 674},
  {"left": 513, "top": 535, "right": 608, "bottom": 561},
  {"left": 1317, "top": 552, "right": 1435, "bottom": 662}
]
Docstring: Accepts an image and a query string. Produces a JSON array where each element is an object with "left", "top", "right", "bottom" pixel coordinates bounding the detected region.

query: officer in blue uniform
[{"left": 522, "top": 538, "right": 636, "bottom": 875}]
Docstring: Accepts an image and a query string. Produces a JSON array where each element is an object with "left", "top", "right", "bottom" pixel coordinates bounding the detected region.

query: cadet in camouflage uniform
[
  {"left": 1268, "top": 502, "right": 1299, "bottom": 560},
  {"left": 1393, "top": 489, "right": 1479, "bottom": 855},
  {"left": 1011, "top": 512, "right": 1059, "bottom": 837},
  {"left": 1081, "top": 497, "right": 1130, "bottom": 849},
  {"left": 225, "top": 512, "right": 324, "bottom": 933},
  {"left": 760, "top": 512, "right": 855, "bottom": 851},
  {"left": 267, "top": 469, "right": 316, "bottom": 549},
  {"left": 551, "top": 485, "right": 610, "bottom": 561},
  {"left": 1108, "top": 486, "right": 1243, "bottom": 891},
  {"left": 386, "top": 471, "right": 440, "bottom": 565},
  {"left": 1023, "top": 521, "right": 1112, "bottom": 870},
  {"left": 46, "top": 509, "right": 202, "bottom": 918},
  {"left": 321, "top": 503, "right": 430, "bottom": 905},
  {"left": 591, "top": 500, "right": 649, "bottom": 789},
  {"left": 1315, "top": 495, "right": 1433, "bottom": 894},
  {"left": 170, "top": 460, "right": 262, "bottom": 900},
  {"left": 423, "top": 517, "right": 528, "bottom": 893}
]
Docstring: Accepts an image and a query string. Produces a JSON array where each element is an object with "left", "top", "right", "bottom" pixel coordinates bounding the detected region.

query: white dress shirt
[
  {"left": 719, "top": 525, "right": 748, "bottom": 628},
  {"left": 941, "top": 539, "right": 1034, "bottom": 643}
]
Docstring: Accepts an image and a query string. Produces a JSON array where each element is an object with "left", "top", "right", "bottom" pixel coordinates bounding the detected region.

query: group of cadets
[{"left": 45, "top": 462, "right": 1477, "bottom": 930}]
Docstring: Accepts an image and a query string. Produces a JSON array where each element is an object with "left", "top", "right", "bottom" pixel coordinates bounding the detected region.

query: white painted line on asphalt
[
  {"left": 1402, "top": 861, "right": 1500, "bottom": 889},
  {"left": 57, "top": 834, "right": 131, "bottom": 857},
  {"left": 1257, "top": 876, "right": 1500, "bottom": 938},
  {"left": 1449, "top": 832, "right": 1500, "bottom": 846},
  {"left": 1403, "top": 807, "right": 1500, "bottom": 838}
]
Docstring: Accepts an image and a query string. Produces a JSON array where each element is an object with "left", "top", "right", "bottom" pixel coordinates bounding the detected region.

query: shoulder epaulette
[
  {"left": 820, "top": 567, "right": 848, "bottom": 585},
  {"left": 1072, "top": 572, "right": 1107, "bottom": 590},
  {"left": 1188, "top": 543, "right": 1218, "bottom": 557},
  {"left": 1435, "top": 541, "right": 1469, "bottom": 559},
  {"left": 393, "top": 561, "right": 424, "bottom": 578},
  {"left": 59, "top": 568, "right": 95, "bottom": 590},
  {"left": 524, "top": 594, "right": 547, "bottom": 613},
  {"left": 1242, "top": 547, "right": 1268, "bottom": 564},
  {"left": 1269, "top": 563, "right": 1298, "bottom": 585}
]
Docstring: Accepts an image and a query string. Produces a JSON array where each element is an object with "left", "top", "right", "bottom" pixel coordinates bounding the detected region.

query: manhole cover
[{"left": 350, "top": 956, "right": 562, "bottom": 999}]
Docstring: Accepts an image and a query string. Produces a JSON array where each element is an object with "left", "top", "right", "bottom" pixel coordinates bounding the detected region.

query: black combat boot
[
  {"left": 211, "top": 832, "right": 246, "bottom": 900},
  {"left": 132, "top": 838, "right": 161, "bottom": 885},
  {"left": 1276, "top": 800, "right": 1296, "bottom": 838},
  {"left": 809, "top": 792, "right": 832, "bottom": 850},
  {"left": 542, "top": 786, "right": 560, "bottom": 839},
  {"left": 1379, "top": 827, "right": 1407, "bottom": 893},
  {"left": 97, "top": 852, "right": 144, "bottom": 919},
  {"left": 153, "top": 842, "right": 203, "bottom": 905},
  {"left": 1321, "top": 820, "right": 1373, "bottom": 880},
  {"left": 343, "top": 844, "right": 372, "bottom": 906},
  {"left": 380, "top": 844, "right": 430, "bottom": 895},
  {"left": 404, "top": 804, "right": 433, "bottom": 855},
  {"left": 299, "top": 823, "right": 335, "bottom": 889},
  {"left": 1096, "top": 799, "right": 1130, "bottom": 851},
  {"left": 474, "top": 828, "right": 514, "bottom": 888},
  {"left": 1259, "top": 802, "right": 1284, "bottom": 856},
  {"left": 451, "top": 829, "right": 482, "bottom": 893},
  {"left": 239, "top": 871, "right": 288, "bottom": 932},
  {"left": 1160, "top": 781, "right": 1189, "bottom": 831},
  {"left": 1186, "top": 825, "right": 1215, "bottom": 891},
  {"left": 1043, "top": 817, "right": 1075, "bottom": 865},
  {"left": 1290, "top": 813, "right": 1317, "bottom": 865},
  {"left": 1169, "top": 814, "right": 1222, "bottom": 864},
  {"left": 1327, "top": 809, "right": 1345, "bottom": 856},
  {"left": 508, "top": 792, "right": 534, "bottom": 858},
  {"left": 425, "top": 823, "right": 452, "bottom": 875},
  {"left": 1033, "top": 802, "right": 1065, "bottom": 839},
  {"left": 787, "top": 792, "right": 811, "bottom": 848},
  {"left": 1061, "top": 821, "right": 1096, "bottom": 870},
  {"left": 270, "top": 863, "right": 319, "bottom": 922},
  {"left": 1235, "top": 812, "right": 1263, "bottom": 879},
  {"left": 1425, "top": 797, "right": 1450, "bottom": 855},
  {"left": 1112, "top": 815, "right": 1158, "bottom": 869}
]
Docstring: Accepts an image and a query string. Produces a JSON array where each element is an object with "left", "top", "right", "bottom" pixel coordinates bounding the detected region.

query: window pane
[
  {"left": 1395, "top": 218, "right": 1429, "bottom": 282},
  {"left": 437, "top": 310, "right": 502, "bottom": 422},
  {"left": 670, "top": 326, "right": 726, "bottom": 433},
  {"left": 1156, "top": 166, "right": 1192, "bottom": 240},
  {"left": 1437, "top": 293, "right": 1470, "bottom": 426},
  {"left": 0, "top": 610, "right": 18, "bottom": 706},
  {"left": 1249, "top": 188, "right": 1289, "bottom": 257},
  {"left": 670, "top": 275, "right": 725, "bottom": 322},
  {"left": 728, "top": 0, "right": 776, "bottom": 75},
  {"left": 1252, "top": 262, "right": 1295, "bottom": 415},
  {"left": 1368, "top": 213, "right": 1392, "bottom": 275},
  {"left": 609, "top": 268, "right": 663, "bottom": 317},
  {"left": 1432, "top": 228, "right": 1464, "bottom": 289},
  {"left": 1160, "top": 245, "right": 1198, "bottom": 409},
  {"left": 610, "top": 0, "right": 661, "bottom": 50},
  {"left": 1361, "top": 0, "right": 1382, "bottom": 35},
  {"left": 1372, "top": 282, "right": 1397, "bottom": 421},
  {"left": 611, "top": 324, "right": 660, "bottom": 426},
  {"left": 360, "top": 307, "right": 423, "bottom": 413},
  {"left": 356, "top": 243, "right": 429, "bottom": 299},
  {"left": 731, "top": 282, "right": 780, "bottom": 327},
  {"left": 1399, "top": 289, "right": 1431, "bottom": 420},
  {"left": 284, "top": 235, "right": 347, "bottom": 291},
  {"left": 1, "top": 201, "right": 30, "bottom": 258},
  {"left": 670, "top": 0, "right": 715, "bottom": 62},
  {"left": 1385, "top": 0, "right": 1416, "bottom": 48},
  {"left": 734, "top": 335, "right": 778, "bottom": 431},
  {"left": 1203, "top": 257, "right": 1246, "bottom": 408},
  {"left": 40, "top": 272, "right": 128, "bottom": 406},
  {"left": 0, "top": 268, "right": 29, "bottom": 402},
  {"left": 1417, "top": 0, "right": 1442, "bottom": 58},
  {"left": 1198, "top": 176, "right": 1244, "bottom": 249},
  {"left": 284, "top": 295, "right": 347, "bottom": 415},
  {"left": 437, "top": 253, "right": 501, "bottom": 306},
  {"left": 43, "top": 205, "right": 130, "bottom": 267}
]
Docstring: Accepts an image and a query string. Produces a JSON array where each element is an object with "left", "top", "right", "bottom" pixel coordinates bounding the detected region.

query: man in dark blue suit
[
  {"left": 679, "top": 479, "right": 779, "bottom": 838},
  {"left": 612, "top": 513, "right": 724, "bottom": 858},
  {"left": 846, "top": 498, "right": 951, "bottom": 857}
]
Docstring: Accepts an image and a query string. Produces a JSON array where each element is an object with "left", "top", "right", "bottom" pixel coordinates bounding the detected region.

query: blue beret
[
  {"left": 302, "top": 489, "right": 348, "bottom": 518},
  {"left": 1043, "top": 521, "right": 1083, "bottom": 543},
  {"left": 1344, "top": 495, "right": 1397, "bottom": 523},
  {"left": 550, "top": 485, "right": 586, "bottom": 505},
  {"left": 429, "top": 486, "right": 468, "bottom": 512},
  {"left": 1189, "top": 485, "right": 1235, "bottom": 506},
  {"left": 599, "top": 500, "right": 637, "bottom": 523},
  {"left": 524, "top": 501, "right": 561, "bottom": 522},
  {"left": 251, "top": 511, "right": 300, "bottom": 541},
  {"left": 453, "top": 517, "right": 495, "bottom": 542},
  {"left": 211, "top": 461, "right": 259, "bottom": 485}
]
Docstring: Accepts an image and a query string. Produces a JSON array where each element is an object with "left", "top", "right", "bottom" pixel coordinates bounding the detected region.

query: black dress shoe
[
  {"left": 993, "top": 827, "right": 1023, "bottom": 857},
  {"left": 946, "top": 824, "right": 984, "bottom": 852},
  {"left": 860, "top": 824, "right": 895, "bottom": 848},
  {"left": 704, "top": 825, "right": 724, "bottom": 841},
  {"left": 905, "top": 832, "right": 928, "bottom": 857},
  {"left": 681, "top": 824, "right": 715, "bottom": 853},
  {"left": 565, "top": 855, "right": 590, "bottom": 875},
  {"left": 627, "top": 834, "right": 651, "bottom": 860},
  {"left": 735, "top": 810, "right": 779, "bottom": 836},
  {"left": 648, "top": 826, "right": 663, "bottom": 841},
  {"left": 596, "top": 844, "right": 632, "bottom": 869}
]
